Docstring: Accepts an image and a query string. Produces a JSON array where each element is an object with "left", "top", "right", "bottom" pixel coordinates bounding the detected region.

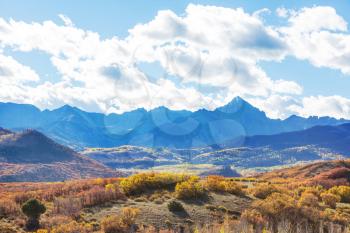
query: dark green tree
[{"left": 21, "top": 199, "right": 46, "bottom": 231}]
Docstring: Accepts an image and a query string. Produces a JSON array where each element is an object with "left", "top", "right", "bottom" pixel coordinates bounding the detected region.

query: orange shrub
[
  {"left": 101, "top": 207, "right": 139, "bottom": 233},
  {"left": 175, "top": 179, "right": 207, "bottom": 200},
  {"left": 0, "top": 198, "right": 20, "bottom": 217},
  {"left": 248, "top": 183, "right": 279, "bottom": 199},
  {"left": 241, "top": 209, "right": 266, "bottom": 226},
  {"left": 204, "top": 175, "right": 244, "bottom": 196},
  {"left": 298, "top": 192, "right": 319, "bottom": 208},
  {"left": 328, "top": 186, "right": 350, "bottom": 203},
  {"left": 101, "top": 215, "right": 126, "bottom": 233},
  {"left": 323, "top": 208, "right": 350, "bottom": 226},
  {"left": 80, "top": 186, "right": 124, "bottom": 207},
  {"left": 120, "top": 207, "right": 140, "bottom": 226},
  {"left": 205, "top": 176, "right": 226, "bottom": 192},
  {"left": 53, "top": 197, "right": 82, "bottom": 218},
  {"left": 321, "top": 192, "right": 340, "bottom": 208},
  {"left": 41, "top": 215, "right": 72, "bottom": 229},
  {"left": 120, "top": 172, "right": 191, "bottom": 195},
  {"left": 296, "top": 186, "right": 323, "bottom": 200},
  {"left": 50, "top": 221, "right": 93, "bottom": 233},
  {"left": 13, "top": 192, "right": 36, "bottom": 204},
  {"left": 252, "top": 192, "right": 298, "bottom": 220},
  {"left": 223, "top": 180, "right": 245, "bottom": 196}
]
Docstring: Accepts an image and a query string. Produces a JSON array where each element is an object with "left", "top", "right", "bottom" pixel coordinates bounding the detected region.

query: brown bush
[
  {"left": 13, "top": 192, "right": 36, "bottom": 204},
  {"left": 101, "top": 207, "right": 139, "bottom": 233},
  {"left": 296, "top": 186, "right": 323, "bottom": 200},
  {"left": 205, "top": 176, "right": 244, "bottom": 196},
  {"left": 41, "top": 215, "right": 72, "bottom": 229},
  {"left": 223, "top": 180, "right": 245, "bottom": 196},
  {"left": 298, "top": 192, "right": 319, "bottom": 208},
  {"left": 328, "top": 186, "right": 350, "bottom": 203},
  {"left": 321, "top": 192, "right": 340, "bottom": 208},
  {"left": 0, "top": 223, "right": 18, "bottom": 233},
  {"left": 248, "top": 183, "right": 279, "bottom": 199},
  {"left": 101, "top": 215, "right": 126, "bottom": 233},
  {"left": 205, "top": 175, "right": 226, "bottom": 192},
  {"left": 120, "top": 207, "right": 140, "bottom": 226},
  {"left": 50, "top": 221, "right": 93, "bottom": 233},
  {"left": 53, "top": 197, "right": 82, "bottom": 218},
  {"left": 241, "top": 209, "right": 266, "bottom": 227},
  {"left": 80, "top": 185, "right": 124, "bottom": 207},
  {"left": 0, "top": 198, "right": 20, "bottom": 218}
]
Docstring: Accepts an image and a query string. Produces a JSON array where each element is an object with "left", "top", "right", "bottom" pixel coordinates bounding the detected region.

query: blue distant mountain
[
  {"left": 0, "top": 97, "right": 348, "bottom": 149},
  {"left": 245, "top": 123, "right": 350, "bottom": 156}
]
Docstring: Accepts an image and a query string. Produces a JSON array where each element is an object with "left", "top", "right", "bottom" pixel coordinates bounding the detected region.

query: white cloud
[
  {"left": 126, "top": 4, "right": 297, "bottom": 100},
  {"left": 276, "top": 7, "right": 289, "bottom": 18},
  {"left": 0, "top": 4, "right": 350, "bottom": 120},
  {"left": 250, "top": 95, "right": 350, "bottom": 120},
  {"left": 272, "top": 80, "right": 303, "bottom": 95},
  {"left": 296, "top": 95, "right": 350, "bottom": 119},
  {"left": 286, "top": 6, "right": 347, "bottom": 33},
  {"left": 0, "top": 54, "right": 39, "bottom": 83},
  {"left": 0, "top": 4, "right": 296, "bottom": 115},
  {"left": 58, "top": 14, "right": 74, "bottom": 27},
  {"left": 248, "top": 95, "right": 301, "bottom": 119},
  {"left": 280, "top": 6, "right": 350, "bottom": 75}
]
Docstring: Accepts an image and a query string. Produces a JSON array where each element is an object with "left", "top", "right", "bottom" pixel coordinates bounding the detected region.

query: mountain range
[
  {"left": 1, "top": 102, "right": 350, "bottom": 180},
  {"left": 0, "top": 97, "right": 348, "bottom": 149},
  {"left": 245, "top": 123, "right": 350, "bottom": 155},
  {"left": 82, "top": 122, "right": 350, "bottom": 172}
]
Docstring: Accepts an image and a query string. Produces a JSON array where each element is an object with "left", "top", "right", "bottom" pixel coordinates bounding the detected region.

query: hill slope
[
  {"left": 0, "top": 129, "right": 121, "bottom": 182},
  {"left": 257, "top": 159, "right": 350, "bottom": 187}
]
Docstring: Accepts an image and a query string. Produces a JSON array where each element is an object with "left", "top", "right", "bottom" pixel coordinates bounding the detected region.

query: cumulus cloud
[
  {"left": 280, "top": 6, "right": 350, "bottom": 75},
  {"left": 276, "top": 7, "right": 289, "bottom": 18},
  {"left": 0, "top": 4, "right": 349, "bottom": 120},
  {"left": 286, "top": 6, "right": 347, "bottom": 33},
  {"left": 0, "top": 4, "right": 297, "bottom": 115},
  {"left": 0, "top": 54, "right": 39, "bottom": 83},
  {"left": 296, "top": 95, "right": 350, "bottom": 119},
  {"left": 250, "top": 95, "right": 350, "bottom": 120}
]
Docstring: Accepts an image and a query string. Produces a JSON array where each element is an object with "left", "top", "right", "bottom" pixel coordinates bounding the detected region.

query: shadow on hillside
[
  {"left": 171, "top": 209, "right": 190, "bottom": 218},
  {"left": 181, "top": 194, "right": 212, "bottom": 205}
]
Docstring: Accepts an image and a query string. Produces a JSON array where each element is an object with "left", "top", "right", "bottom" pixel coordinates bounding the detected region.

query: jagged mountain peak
[
  {"left": 215, "top": 96, "right": 263, "bottom": 115},
  {"left": 53, "top": 104, "right": 81, "bottom": 113}
]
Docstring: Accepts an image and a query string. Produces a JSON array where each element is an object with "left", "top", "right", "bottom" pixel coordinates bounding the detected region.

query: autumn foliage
[{"left": 0, "top": 171, "right": 349, "bottom": 232}]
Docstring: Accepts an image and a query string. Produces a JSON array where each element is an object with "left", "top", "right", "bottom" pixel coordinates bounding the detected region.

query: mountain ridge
[{"left": 0, "top": 97, "right": 348, "bottom": 149}]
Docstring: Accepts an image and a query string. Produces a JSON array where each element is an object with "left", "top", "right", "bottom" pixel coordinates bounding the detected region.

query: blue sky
[{"left": 0, "top": 0, "right": 350, "bottom": 119}]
